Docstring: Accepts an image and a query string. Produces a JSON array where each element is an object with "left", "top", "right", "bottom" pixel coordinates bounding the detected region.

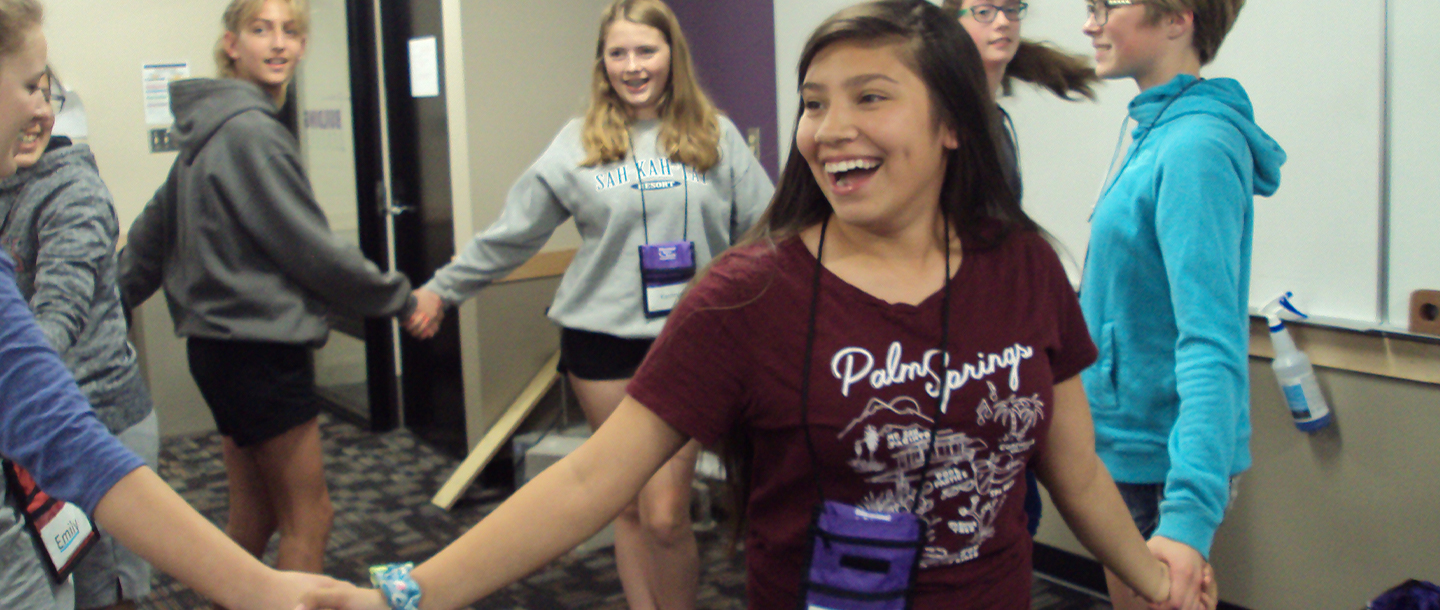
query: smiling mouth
[
  {"left": 265, "top": 58, "right": 288, "bottom": 68},
  {"left": 824, "top": 158, "right": 882, "bottom": 191},
  {"left": 622, "top": 76, "right": 650, "bottom": 93},
  {"left": 18, "top": 128, "right": 41, "bottom": 146}
]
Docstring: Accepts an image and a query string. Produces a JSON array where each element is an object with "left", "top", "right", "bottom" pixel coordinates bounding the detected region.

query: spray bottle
[{"left": 1261, "top": 292, "right": 1333, "bottom": 432}]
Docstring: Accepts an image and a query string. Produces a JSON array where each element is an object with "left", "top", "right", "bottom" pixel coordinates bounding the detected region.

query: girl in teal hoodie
[{"left": 1080, "top": 0, "right": 1286, "bottom": 608}]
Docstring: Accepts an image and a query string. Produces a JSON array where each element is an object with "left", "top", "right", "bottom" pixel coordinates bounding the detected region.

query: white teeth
[{"left": 824, "top": 159, "right": 880, "bottom": 174}]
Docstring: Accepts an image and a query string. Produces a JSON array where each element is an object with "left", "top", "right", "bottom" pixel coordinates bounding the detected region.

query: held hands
[
  {"left": 258, "top": 571, "right": 352, "bottom": 610},
  {"left": 294, "top": 580, "right": 389, "bottom": 610},
  {"left": 403, "top": 288, "right": 445, "bottom": 340},
  {"left": 1144, "top": 536, "right": 1218, "bottom": 610}
]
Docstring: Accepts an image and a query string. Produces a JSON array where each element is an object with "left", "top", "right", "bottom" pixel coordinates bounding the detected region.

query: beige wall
[
  {"left": 444, "top": 0, "right": 600, "bottom": 447},
  {"left": 1036, "top": 361, "right": 1440, "bottom": 608}
]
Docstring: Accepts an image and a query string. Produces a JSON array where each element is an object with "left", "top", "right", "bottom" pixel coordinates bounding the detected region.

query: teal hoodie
[{"left": 1080, "top": 75, "right": 1286, "bottom": 558}]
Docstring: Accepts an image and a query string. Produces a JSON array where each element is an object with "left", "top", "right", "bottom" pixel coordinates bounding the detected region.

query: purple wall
[{"left": 668, "top": 0, "right": 780, "bottom": 180}]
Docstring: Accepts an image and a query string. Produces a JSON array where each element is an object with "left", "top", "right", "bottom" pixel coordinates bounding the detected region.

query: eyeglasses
[
  {"left": 958, "top": 3, "right": 1028, "bottom": 23},
  {"left": 39, "top": 68, "right": 64, "bottom": 115},
  {"left": 1085, "top": 0, "right": 1139, "bottom": 26},
  {"left": 42, "top": 85, "right": 64, "bottom": 116}
]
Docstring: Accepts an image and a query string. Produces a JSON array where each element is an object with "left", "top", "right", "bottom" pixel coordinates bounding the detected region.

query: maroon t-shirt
[{"left": 629, "top": 230, "right": 1097, "bottom": 609}]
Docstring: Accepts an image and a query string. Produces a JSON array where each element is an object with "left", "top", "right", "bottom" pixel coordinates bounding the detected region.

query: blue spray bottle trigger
[
  {"left": 1277, "top": 292, "right": 1308, "bottom": 319},
  {"left": 1263, "top": 291, "right": 1307, "bottom": 332}
]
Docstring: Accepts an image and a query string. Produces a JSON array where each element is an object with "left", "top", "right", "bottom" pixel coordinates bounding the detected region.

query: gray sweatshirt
[
  {"left": 0, "top": 142, "right": 152, "bottom": 434},
  {"left": 120, "top": 78, "right": 413, "bottom": 346},
  {"left": 424, "top": 116, "right": 773, "bottom": 339}
]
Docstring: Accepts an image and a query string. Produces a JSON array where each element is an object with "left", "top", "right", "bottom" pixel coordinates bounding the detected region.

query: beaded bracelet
[{"left": 369, "top": 562, "right": 422, "bottom": 610}]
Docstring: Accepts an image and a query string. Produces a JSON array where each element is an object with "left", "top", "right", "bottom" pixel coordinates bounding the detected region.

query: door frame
[{"left": 345, "top": 0, "right": 400, "bottom": 432}]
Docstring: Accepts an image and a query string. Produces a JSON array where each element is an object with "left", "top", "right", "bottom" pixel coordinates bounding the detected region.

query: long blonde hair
[
  {"left": 0, "top": 0, "right": 42, "bottom": 57},
  {"left": 214, "top": 0, "right": 310, "bottom": 101},
  {"left": 581, "top": 0, "right": 721, "bottom": 172}
]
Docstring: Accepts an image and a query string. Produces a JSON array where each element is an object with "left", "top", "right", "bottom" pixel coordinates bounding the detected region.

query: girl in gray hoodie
[{"left": 119, "top": 0, "right": 417, "bottom": 577}]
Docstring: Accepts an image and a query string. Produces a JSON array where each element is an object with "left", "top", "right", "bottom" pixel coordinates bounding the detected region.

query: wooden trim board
[
  {"left": 431, "top": 351, "right": 560, "bottom": 509},
  {"left": 1248, "top": 317, "right": 1440, "bottom": 385}
]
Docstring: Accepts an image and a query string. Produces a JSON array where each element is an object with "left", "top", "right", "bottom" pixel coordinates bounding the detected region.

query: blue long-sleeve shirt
[
  {"left": 0, "top": 250, "right": 142, "bottom": 515},
  {"left": 1080, "top": 75, "right": 1286, "bottom": 558}
]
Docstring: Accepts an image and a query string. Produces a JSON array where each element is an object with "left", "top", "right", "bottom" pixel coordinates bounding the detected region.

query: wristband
[{"left": 369, "top": 562, "right": 422, "bottom": 610}]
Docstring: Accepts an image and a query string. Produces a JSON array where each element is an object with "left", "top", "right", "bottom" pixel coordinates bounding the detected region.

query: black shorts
[
  {"left": 186, "top": 337, "right": 321, "bottom": 448},
  {"left": 557, "top": 327, "right": 655, "bottom": 381}
]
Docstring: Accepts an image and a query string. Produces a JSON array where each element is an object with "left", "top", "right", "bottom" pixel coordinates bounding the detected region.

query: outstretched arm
[
  {"left": 303, "top": 397, "right": 690, "bottom": 610},
  {"left": 94, "top": 466, "right": 343, "bottom": 609},
  {"left": 1036, "top": 377, "right": 1173, "bottom": 606}
]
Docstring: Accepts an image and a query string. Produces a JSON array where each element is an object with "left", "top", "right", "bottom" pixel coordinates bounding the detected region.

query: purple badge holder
[
  {"left": 1369, "top": 580, "right": 1440, "bottom": 610},
  {"left": 638, "top": 240, "right": 695, "bottom": 319},
  {"left": 798, "top": 500, "right": 925, "bottom": 610}
]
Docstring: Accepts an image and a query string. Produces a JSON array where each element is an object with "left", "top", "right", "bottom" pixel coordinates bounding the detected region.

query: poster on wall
[{"left": 142, "top": 62, "right": 190, "bottom": 125}]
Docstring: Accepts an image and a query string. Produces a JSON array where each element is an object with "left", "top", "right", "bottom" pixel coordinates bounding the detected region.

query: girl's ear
[
  {"left": 1166, "top": 10, "right": 1195, "bottom": 40},
  {"left": 223, "top": 31, "right": 240, "bottom": 61},
  {"left": 943, "top": 125, "right": 960, "bottom": 150}
]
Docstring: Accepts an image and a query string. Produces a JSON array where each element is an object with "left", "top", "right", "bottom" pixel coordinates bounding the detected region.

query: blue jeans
[{"left": 1115, "top": 477, "right": 1241, "bottom": 539}]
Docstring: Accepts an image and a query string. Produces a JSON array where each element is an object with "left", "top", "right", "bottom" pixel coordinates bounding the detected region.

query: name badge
[
  {"left": 638, "top": 240, "right": 696, "bottom": 319},
  {"left": 3, "top": 460, "right": 99, "bottom": 583}
]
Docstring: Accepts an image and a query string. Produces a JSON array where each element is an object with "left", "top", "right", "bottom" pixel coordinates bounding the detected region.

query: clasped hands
[
  {"left": 402, "top": 288, "right": 445, "bottom": 340},
  {"left": 1143, "top": 535, "right": 1219, "bottom": 610}
]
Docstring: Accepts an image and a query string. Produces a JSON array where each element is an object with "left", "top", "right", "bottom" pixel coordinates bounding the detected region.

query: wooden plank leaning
[{"left": 430, "top": 350, "right": 561, "bottom": 510}]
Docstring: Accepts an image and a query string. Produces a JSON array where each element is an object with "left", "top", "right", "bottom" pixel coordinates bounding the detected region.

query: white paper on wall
[
  {"left": 408, "top": 36, "right": 440, "bottom": 98},
  {"left": 142, "top": 62, "right": 190, "bottom": 125}
]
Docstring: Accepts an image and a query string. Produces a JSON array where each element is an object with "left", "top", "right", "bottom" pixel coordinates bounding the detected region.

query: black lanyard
[
  {"left": 627, "top": 129, "right": 690, "bottom": 245},
  {"left": 798, "top": 216, "right": 953, "bottom": 513},
  {"left": 1093, "top": 77, "right": 1204, "bottom": 217}
]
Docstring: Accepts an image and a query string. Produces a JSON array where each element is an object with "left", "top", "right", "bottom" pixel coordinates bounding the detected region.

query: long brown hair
[
  {"left": 718, "top": 0, "right": 1039, "bottom": 544},
  {"left": 0, "top": 0, "right": 42, "bottom": 57},
  {"left": 1003, "top": 41, "right": 1097, "bottom": 100},
  {"left": 940, "top": 0, "right": 1099, "bottom": 100},
  {"left": 580, "top": 0, "right": 722, "bottom": 172}
]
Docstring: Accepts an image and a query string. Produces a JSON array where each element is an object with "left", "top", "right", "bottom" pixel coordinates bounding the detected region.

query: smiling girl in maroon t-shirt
[{"left": 298, "top": 3, "right": 1216, "bottom": 610}]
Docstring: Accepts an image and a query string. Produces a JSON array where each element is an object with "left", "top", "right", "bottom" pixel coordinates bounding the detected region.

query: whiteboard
[
  {"left": 1388, "top": 0, "right": 1440, "bottom": 328},
  {"left": 775, "top": 0, "right": 1390, "bottom": 327}
]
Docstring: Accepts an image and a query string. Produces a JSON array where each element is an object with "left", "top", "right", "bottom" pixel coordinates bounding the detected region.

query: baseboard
[{"left": 1032, "top": 543, "right": 1249, "bottom": 610}]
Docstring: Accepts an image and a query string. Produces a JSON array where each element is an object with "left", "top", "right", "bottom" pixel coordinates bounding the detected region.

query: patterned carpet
[{"left": 138, "top": 411, "right": 1110, "bottom": 609}]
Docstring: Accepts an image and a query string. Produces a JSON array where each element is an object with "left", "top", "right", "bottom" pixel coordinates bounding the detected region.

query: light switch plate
[{"left": 149, "top": 128, "right": 177, "bottom": 153}]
